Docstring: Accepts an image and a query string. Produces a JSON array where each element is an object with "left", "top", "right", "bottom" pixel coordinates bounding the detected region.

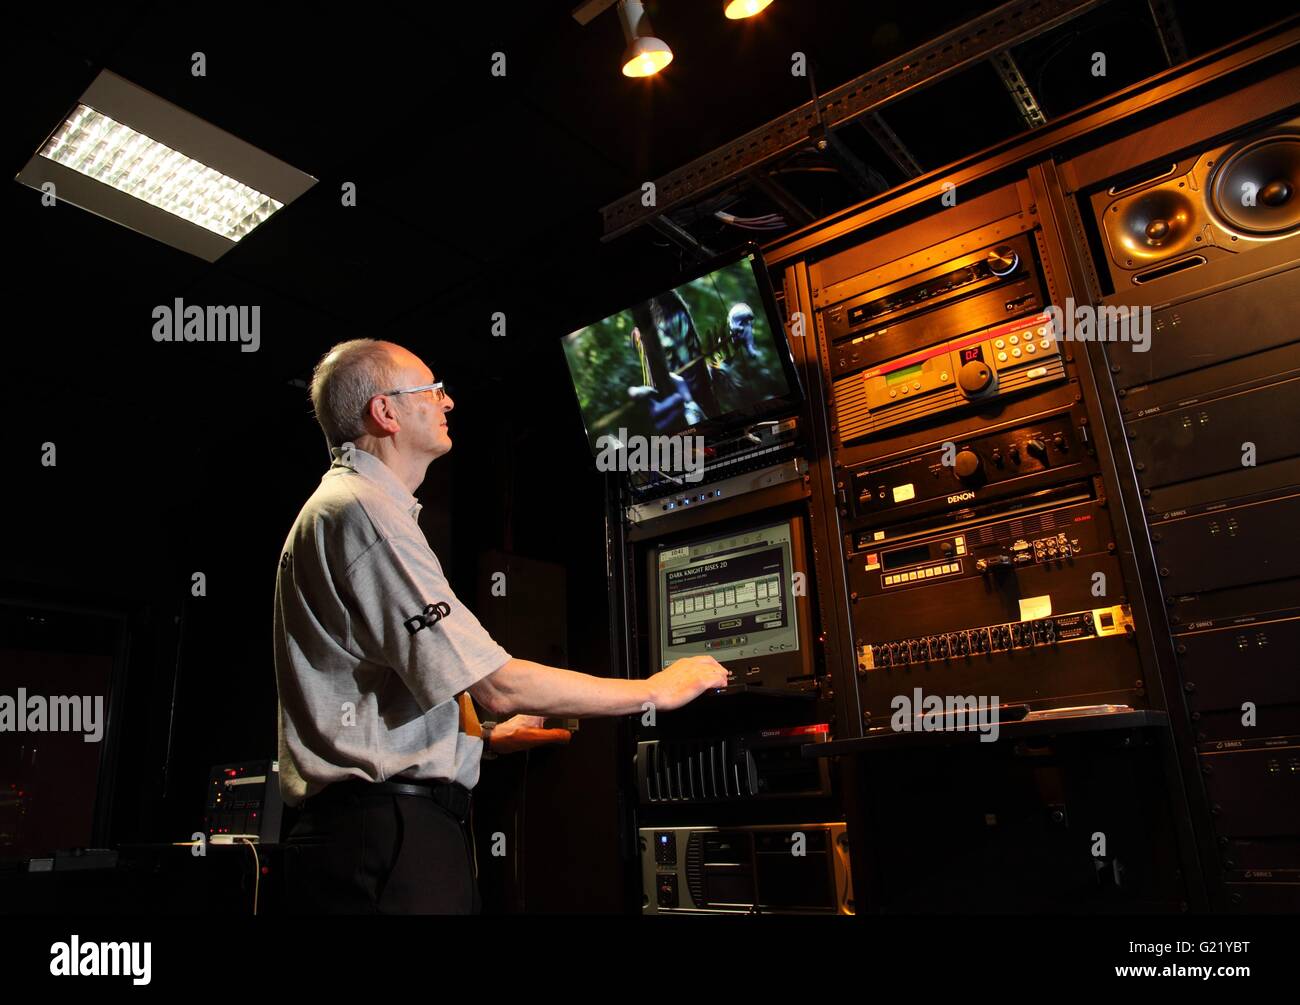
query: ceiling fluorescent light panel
[{"left": 15, "top": 70, "right": 317, "bottom": 261}]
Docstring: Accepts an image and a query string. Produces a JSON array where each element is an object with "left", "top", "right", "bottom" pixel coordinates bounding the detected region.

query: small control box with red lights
[{"left": 203, "top": 760, "right": 283, "bottom": 845}]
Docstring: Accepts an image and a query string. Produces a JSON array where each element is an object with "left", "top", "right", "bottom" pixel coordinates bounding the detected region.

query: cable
[
  {"left": 714, "top": 210, "right": 786, "bottom": 230},
  {"left": 237, "top": 838, "right": 260, "bottom": 915},
  {"left": 175, "top": 837, "right": 261, "bottom": 914},
  {"left": 714, "top": 211, "right": 784, "bottom": 224}
]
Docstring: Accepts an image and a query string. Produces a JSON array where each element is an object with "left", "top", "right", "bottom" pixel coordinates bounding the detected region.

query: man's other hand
[
  {"left": 490, "top": 714, "right": 571, "bottom": 754},
  {"left": 647, "top": 656, "right": 730, "bottom": 711}
]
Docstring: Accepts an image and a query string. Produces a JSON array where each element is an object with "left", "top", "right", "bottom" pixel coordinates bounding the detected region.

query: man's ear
[{"left": 366, "top": 393, "right": 401, "bottom": 435}]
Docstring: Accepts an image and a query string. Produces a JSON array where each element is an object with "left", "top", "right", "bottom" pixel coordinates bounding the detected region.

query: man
[{"left": 274, "top": 338, "right": 727, "bottom": 914}]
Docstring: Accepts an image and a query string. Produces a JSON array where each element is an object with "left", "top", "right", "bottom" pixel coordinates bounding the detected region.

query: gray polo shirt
[{"left": 273, "top": 444, "right": 511, "bottom": 806}]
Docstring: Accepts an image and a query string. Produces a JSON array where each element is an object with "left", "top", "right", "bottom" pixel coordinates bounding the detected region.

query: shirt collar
[{"left": 329, "top": 444, "right": 423, "bottom": 520}]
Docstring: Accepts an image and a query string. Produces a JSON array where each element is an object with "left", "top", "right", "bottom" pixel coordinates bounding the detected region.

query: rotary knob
[
  {"left": 958, "top": 358, "right": 995, "bottom": 398},
  {"left": 987, "top": 245, "right": 1019, "bottom": 276},
  {"left": 954, "top": 449, "right": 984, "bottom": 483}
]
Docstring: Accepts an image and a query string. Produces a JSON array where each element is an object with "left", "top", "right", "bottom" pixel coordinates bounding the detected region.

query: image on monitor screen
[
  {"left": 656, "top": 521, "right": 799, "bottom": 668},
  {"left": 562, "top": 250, "right": 796, "bottom": 454}
]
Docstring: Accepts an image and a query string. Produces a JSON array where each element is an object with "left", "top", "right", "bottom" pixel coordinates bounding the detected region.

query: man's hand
[
  {"left": 646, "top": 656, "right": 730, "bottom": 711},
  {"left": 489, "top": 714, "right": 571, "bottom": 755}
]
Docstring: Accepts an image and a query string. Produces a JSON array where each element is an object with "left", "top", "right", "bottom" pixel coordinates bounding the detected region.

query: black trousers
[{"left": 284, "top": 787, "right": 481, "bottom": 914}]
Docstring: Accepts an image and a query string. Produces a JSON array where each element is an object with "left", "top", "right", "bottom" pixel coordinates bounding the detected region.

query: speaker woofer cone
[{"left": 1210, "top": 135, "right": 1300, "bottom": 237}]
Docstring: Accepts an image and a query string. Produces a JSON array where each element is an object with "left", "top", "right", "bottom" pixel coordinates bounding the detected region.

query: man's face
[{"left": 389, "top": 350, "right": 454, "bottom": 458}]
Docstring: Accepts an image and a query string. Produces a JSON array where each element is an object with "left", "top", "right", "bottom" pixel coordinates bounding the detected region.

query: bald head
[
  {"left": 310, "top": 338, "right": 408, "bottom": 447},
  {"left": 309, "top": 337, "right": 454, "bottom": 489}
]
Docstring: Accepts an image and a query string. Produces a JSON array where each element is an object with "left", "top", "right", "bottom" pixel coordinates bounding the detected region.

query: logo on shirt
[{"left": 404, "top": 601, "right": 452, "bottom": 636}]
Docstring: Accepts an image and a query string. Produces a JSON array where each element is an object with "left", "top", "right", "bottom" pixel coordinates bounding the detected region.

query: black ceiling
[{"left": 4, "top": 0, "right": 1295, "bottom": 493}]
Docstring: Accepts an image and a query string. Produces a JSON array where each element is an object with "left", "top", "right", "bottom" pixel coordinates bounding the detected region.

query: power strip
[{"left": 209, "top": 833, "right": 260, "bottom": 846}]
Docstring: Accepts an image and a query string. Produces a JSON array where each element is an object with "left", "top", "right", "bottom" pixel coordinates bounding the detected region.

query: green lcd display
[{"left": 886, "top": 363, "right": 924, "bottom": 386}]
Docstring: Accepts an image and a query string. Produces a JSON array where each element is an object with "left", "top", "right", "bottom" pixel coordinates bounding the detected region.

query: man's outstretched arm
[{"left": 469, "top": 655, "right": 727, "bottom": 721}]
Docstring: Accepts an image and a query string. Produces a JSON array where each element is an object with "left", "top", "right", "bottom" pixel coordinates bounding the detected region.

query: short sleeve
[{"left": 341, "top": 534, "right": 511, "bottom": 711}]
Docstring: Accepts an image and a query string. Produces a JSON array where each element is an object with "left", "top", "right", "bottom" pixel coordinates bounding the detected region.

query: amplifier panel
[
  {"left": 1152, "top": 492, "right": 1300, "bottom": 595},
  {"left": 1196, "top": 706, "right": 1300, "bottom": 745},
  {"left": 1179, "top": 615, "right": 1300, "bottom": 713},
  {"left": 1147, "top": 457, "right": 1300, "bottom": 518},
  {"left": 1108, "top": 265, "right": 1300, "bottom": 390},
  {"left": 1167, "top": 576, "right": 1300, "bottom": 629},
  {"left": 1123, "top": 332, "right": 1300, "bottom": 416},
  {"left": 1128, "top": 374, "right": 1300, "bottom": 489},
  {"left": 1199, "top": 739, "right": 1300, "bottom": 837},
  {"left": 1121, "top": 338, "right": 1300, "bottom": 421}
]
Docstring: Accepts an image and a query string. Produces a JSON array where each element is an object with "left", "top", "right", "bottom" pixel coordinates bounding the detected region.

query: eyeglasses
[{"left": 380, "top": 381, "right": 450, "bottom": 402}]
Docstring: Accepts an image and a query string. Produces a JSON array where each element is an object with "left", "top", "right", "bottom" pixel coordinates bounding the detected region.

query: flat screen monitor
[
  {"left": 650, "top": 517, "right": 812, "bottom": 690},
  {"left": 562, "top": 245, "right": 801, "bottom": 456}
]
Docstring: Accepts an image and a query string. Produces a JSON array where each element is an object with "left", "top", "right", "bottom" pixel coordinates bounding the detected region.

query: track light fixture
[
  {"left": 618, "top": 0, "right": 673, "bottom": 77},
  {"left": 574, "top": 0, "right": 772, "bottom": 78}
]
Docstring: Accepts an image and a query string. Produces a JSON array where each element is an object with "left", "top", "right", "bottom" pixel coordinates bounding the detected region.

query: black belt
[{"left": 304, "top": 778, "right": 472, "bottom": 824}]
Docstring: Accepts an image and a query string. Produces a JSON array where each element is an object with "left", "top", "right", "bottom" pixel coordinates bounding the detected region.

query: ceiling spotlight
[
  {"left": 618, "top": 0, "right": 673, "bottom": 77},
  {"left": 15, "top": 70, "right": 316, "bottom": 261},
  {"left": 723, "top": 0, "right": 775, "bottom": 18}
]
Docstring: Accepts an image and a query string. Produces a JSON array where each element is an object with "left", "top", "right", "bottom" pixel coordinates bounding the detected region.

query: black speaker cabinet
[{"left": 1090, "top": 116, "right": 1300, "bottom": 290}]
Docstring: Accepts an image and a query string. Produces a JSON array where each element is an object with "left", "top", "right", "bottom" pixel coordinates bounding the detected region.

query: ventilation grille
[
  {"left": 639, "top": 738, "right": 754, "bottom": 803},
  {"left": 685, "top": 833, "right": 706, "bottom": 905}
]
